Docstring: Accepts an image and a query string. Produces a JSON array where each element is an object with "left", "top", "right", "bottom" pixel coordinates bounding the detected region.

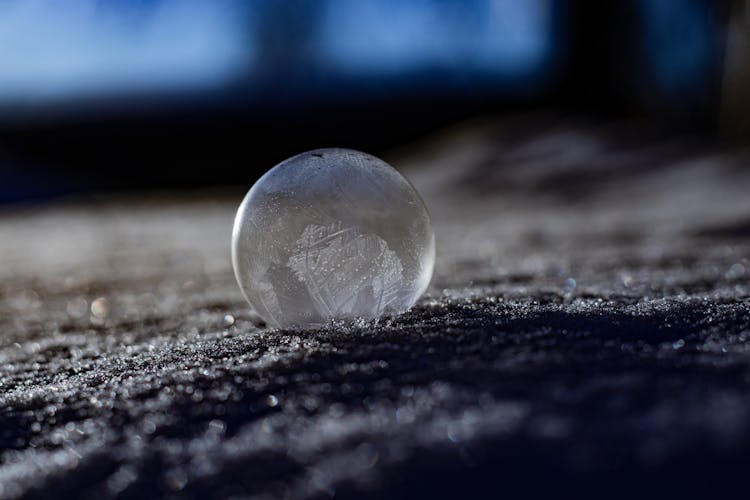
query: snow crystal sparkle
[{"left": 232, "top": 148, "right": 435, "bottom": 328}]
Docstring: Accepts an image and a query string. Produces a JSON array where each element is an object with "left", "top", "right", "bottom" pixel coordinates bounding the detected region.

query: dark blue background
[{"left": 0, "top": 0, "right": 731, "bottom": 203}]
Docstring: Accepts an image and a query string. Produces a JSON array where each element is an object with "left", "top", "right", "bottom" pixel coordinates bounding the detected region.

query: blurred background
[{"left": 0, "top": 0, "right": 747, "bottom": 204}]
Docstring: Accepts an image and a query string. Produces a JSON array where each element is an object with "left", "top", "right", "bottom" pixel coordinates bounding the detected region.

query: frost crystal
[{"left": 287, "top": 223, "right": 404, "bottom": 318}]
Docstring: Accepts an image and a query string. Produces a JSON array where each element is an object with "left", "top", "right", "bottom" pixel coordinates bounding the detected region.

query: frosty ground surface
[{"left": 1, "top": 116, "right": 750, "bottom": 499}]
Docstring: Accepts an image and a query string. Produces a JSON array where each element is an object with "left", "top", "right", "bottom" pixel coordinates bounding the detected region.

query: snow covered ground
[{"left": 1, "top": 116, "right": 749, "bottom": 499}]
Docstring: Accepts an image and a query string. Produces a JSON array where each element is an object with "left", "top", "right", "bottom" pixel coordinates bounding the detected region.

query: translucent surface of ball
[{"left": 232, "top": 148, "right": 435, "bottom": 328}]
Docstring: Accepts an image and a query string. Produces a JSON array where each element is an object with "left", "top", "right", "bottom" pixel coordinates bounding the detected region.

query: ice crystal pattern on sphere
[{"left": 232, "top": 148, "right": 435, "bottom": 328}]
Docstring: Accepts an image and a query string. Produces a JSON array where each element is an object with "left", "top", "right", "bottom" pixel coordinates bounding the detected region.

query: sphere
[{"left": 232, "top": 148, "right": 435, "bottom": 328}]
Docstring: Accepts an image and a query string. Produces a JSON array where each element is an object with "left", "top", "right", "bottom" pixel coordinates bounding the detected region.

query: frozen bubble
[
  {"left": 66, "top": 298, "right": 88, "bottom": 319},
  {"left": 725, "top": 263, "right": 745, "bottom": 280},
  {"left": 90, "top": 297, "right": 110, "bottom": 319},
  {"left": 232, "top": 148, "right": 434, "bottom": 328}
]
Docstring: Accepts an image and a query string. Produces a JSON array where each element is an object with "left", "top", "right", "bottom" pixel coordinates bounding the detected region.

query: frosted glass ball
[{"left": 232, "top": 148, "right": 435, "bottom": 328}]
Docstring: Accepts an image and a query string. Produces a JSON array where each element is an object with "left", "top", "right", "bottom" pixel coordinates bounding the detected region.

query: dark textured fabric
[{"left": 1, "top": 117, "right": 749, "bottom": 499}]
